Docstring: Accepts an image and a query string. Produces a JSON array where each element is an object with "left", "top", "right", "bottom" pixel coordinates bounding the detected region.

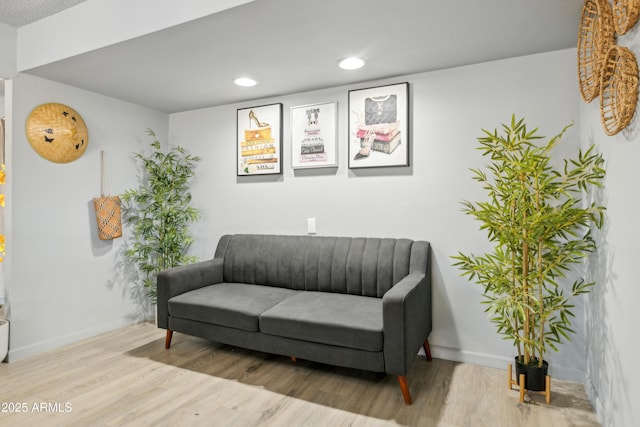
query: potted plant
[
  {"left": 121, "top": 129, "right": 201, "bottom": 305},
  {"left": 452, "top": 116, "right": 605, "bottom": 400}
]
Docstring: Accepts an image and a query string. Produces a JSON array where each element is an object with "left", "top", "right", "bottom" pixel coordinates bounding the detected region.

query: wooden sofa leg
[
  {"left": 423, "top": 339, "right": 433, "bottom": 361},
  {"left": 397, "top": 376, "right": 413, "bottom": 405},
  {"left": 165, "top": 330, "right": 173, "bottom": 349}
]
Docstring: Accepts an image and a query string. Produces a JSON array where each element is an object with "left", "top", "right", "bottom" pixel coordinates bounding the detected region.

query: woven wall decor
[
  {"left": 600, "top": 45, "right": 639, "bottom": 136},
  {"left": 578, "top": 0, "right": 615, "bottom": 102},
  {"left": 93, "top": 150, "right": 122, "bottom": 240},
  {"left": 25, "top": 103, "right": 89, "bottom": 163},
  {"left": 613, "top": 0, "right": 640, "bottom": 35}
]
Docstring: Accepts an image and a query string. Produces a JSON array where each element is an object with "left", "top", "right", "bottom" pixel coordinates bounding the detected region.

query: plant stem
[
  {"left": 511, "top": 198, "right": 522, "bottom": 360},
  {"left": 522, "top": 211, "right": 530, "bottom": 366},
  {"left": 535, "top": 181, "right": 544, "bottom": 367}
]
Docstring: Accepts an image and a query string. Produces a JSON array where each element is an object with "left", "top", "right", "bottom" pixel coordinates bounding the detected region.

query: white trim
[
  {"left": 427, "top": 344, "right": 587, "bottom": 383},
  {"left": 7, "top": 320, "right": 133, "bottom": 362}
]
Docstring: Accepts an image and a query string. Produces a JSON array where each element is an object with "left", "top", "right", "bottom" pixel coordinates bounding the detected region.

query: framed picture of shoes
[
  {"left": 348, "top": 82, "right": 409, "bottom": 169},
  {"left": 291, "top": 102, "right": 338, "bottom": 169},
  {"left": 237, "top": 103, "right": 283, "bottom": 176}
]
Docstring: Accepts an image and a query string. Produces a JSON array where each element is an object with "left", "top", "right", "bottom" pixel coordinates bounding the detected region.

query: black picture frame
[
  {"left": 237, "top": 103, "right": 283, "bottom": 176},
  {"left": 348, "top": 82, "right": 409, "bottom": 169}
]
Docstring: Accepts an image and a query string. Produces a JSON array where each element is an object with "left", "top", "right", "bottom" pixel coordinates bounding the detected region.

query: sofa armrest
[
  {"left": 382, "top": 271, "right": 431, "bottom": 376},
  {"left": 156, "top": 258, "right": 223, "bottom": 329}
]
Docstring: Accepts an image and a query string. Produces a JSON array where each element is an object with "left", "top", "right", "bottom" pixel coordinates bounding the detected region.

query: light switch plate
[{"left": 307, "top": 218, "right": 317, "bottom": 234}]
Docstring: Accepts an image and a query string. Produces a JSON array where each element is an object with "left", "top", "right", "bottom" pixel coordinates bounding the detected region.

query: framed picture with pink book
[
  {"left": 237, "top": 103, "right": 283, "bottom": 176},
  {"left": 348, "top": 82, "right": 409, "bottom": 169}
]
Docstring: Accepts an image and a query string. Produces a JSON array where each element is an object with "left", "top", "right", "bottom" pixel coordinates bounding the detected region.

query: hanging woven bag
[{"left": 93, "top": 150, "right": 122, "bottom": 240}]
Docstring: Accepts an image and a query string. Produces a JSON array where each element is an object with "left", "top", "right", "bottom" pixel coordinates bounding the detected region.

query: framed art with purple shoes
[
  {"left": 348, "top": 82, "right": 409, "bottom": 169},
  {"left": 291, "top": 102, "right": 338, "bottom": 169},
  {"left": 237, "top": 103, "right": 283, "bottom": 176}
]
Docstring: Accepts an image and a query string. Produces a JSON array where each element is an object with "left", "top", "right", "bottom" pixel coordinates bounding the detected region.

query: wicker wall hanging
[
  {"left": 613, "top": 0, "right": 640, "bottom": 35},
  {"left": 25, "top": 103, "right": 89, "bottom": 163},
  {"left": 578, "top": 0, "right": 615, "bottom": 102},
  {"left": 600, "top": 45, "right": 639, "bottom": 136},
  {"left": 93, "top": 151, "right": 122, "bottom": 240}
]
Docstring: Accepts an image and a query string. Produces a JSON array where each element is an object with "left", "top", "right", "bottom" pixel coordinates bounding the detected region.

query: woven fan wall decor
[
  {"left": 613, "top": 0, "right": 640, "bottom": 35},
  {"left": 600, "top": 45, "right": 639, "bottom": 136},
  {"left": 578, "top": 0, "right": 615, "bottom": 102},
  {"left": 25, "top": 103, "right": 89, "bottom": 163}
]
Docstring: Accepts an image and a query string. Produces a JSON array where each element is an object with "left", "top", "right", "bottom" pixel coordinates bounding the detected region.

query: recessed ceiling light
[
  {"left": 338, "top": 57, "right": 365, "bottom": 70},
  {"left": 234, "top": 77, "right": 257, "bottom": 87}
]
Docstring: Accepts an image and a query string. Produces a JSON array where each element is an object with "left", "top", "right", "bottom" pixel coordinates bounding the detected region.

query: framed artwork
[
  {"left": 348, "top": 82, "right": 409, "bottom": 169},
  {"left": 237, "top": 103, "right": 283, "bottom": 176},
  {"left": 290, "top": 102, "right": 338, "bottom": 169}
]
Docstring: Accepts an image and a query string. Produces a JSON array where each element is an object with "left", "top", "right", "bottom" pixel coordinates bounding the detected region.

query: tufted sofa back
[{"left": 214, "top": 234, "right": 417, "bottom": 298}]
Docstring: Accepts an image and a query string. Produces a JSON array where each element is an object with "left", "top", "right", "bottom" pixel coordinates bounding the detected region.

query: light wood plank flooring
[{"left": 0, "top": 323, "right": 599, "bottom": 426}]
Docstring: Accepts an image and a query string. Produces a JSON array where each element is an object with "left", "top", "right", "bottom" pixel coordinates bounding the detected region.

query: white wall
[
  {"left": 0, "top": 22, "right": 16, "bottom": 79},
  {"left": 3, "top": 45, "right": 632, "bottom": 424},
  {"left": 5, "top": 74, "right": 168, "bottom": 360},
  {"left": 580, "top": 30, "right": 640, "bottom": 427},
  {"left": 170, "top": 49, "right": 586, "bottom": 381}
]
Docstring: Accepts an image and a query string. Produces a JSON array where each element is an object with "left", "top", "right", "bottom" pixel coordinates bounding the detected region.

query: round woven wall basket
[
  {"left": 600, "top": 45, "right": 639, "bottom": 136},
  {"left": 25, "top": 103, "right": 89, "bottom": 163},
  {"left": 613, "top": 0, "right": 640, "bottom": 35},
  {"left": 578, "top": 0, "right": 615, "bottom": 103}
]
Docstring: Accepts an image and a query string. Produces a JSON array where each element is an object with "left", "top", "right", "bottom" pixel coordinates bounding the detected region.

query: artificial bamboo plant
[
  {"left": 452, "top": 116, "right": 606, "bottom": 368},
  {"left": 122, "top": 129, "right": 201, "bottom": 303}
]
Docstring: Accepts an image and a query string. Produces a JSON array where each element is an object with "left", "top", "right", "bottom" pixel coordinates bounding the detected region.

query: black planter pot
[{"left": 514, "top": 356, "right": 549, "bottom": 391}]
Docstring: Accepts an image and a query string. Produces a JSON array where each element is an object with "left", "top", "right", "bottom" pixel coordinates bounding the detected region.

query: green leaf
[
  {"left": 121, "top": 129, "right": 201, "bottom": 304},
  {"left": 451, "top": 117, "right": 605, "bottom": 361}
]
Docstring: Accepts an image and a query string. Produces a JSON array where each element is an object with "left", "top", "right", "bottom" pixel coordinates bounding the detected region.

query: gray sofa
[{"left": 157, "top": 234, "right": 432, "bottom": 404}]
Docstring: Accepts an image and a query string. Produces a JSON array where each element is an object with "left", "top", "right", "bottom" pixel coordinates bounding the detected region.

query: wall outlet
[{"left": 307, "top": 218, "right": 317, "bottom": 234}]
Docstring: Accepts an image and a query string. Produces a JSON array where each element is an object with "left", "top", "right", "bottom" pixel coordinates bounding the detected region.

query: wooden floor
[{"left": 0, "top": 323, "right": 599, "bottom": 427}]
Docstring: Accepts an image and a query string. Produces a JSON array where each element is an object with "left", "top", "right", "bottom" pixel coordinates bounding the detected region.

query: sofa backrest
[{"left": 214, "top": 234, "right": 421, "bottom": 298}]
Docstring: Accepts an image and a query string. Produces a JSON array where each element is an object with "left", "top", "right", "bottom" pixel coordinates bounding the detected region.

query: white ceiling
[
  {"left": 0, "top": 0, "right": 88, "bottom": 27},
  {"left": 1, "top": 0, "right": 583, "bottom": 113}
]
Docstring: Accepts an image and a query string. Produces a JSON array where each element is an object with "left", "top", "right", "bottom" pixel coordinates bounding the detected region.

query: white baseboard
[
  {"left": 7, "top": 320, "right": 133, "bottom": 362},
  {"left": 426, "top": 344, "right": 512, "bottom": 369},
  {"left": 426, "top": 344, "right": 586, "bottom": 383}
]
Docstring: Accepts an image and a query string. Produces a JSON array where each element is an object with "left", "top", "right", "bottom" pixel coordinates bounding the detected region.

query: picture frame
[
  {"left": 348, "top": 82, "right": 409, "bottom": 169},
  {"left": 237, "top": 103, "right": 283, "bottom": 176},
  {"left": 290, "top": 102, "right": 338, "bottom": 169}
]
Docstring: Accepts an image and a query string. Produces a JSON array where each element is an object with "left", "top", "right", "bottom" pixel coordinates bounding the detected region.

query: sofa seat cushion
[
  {"left": 259, "top": 292, "right": 383, "bottom": 352},
  {"left": 168, "top": 283, "right": 298, "bottom": 332}
]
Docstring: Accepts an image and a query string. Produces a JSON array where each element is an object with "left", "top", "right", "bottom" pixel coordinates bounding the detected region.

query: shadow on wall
[
  {"left": 621, "top": 94, "right": 640, "bottom": 141},
  {"left": 621, "top": 33, "right": 640, "bottom": 142},
  {"left": 584, "top": 174, "right": 628, "bottom": 426},
  {"left": 429, "top": 251, "right": 461, "bottom": 351},
  {"left": 88, "top": 199, "right": 113, "bottom": 257},
  {"left": 87, "top": 199, "right": 151, "bottom": 323},
  {"left": 544, "top": 266, "right": 590, "bottom": 380}
]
